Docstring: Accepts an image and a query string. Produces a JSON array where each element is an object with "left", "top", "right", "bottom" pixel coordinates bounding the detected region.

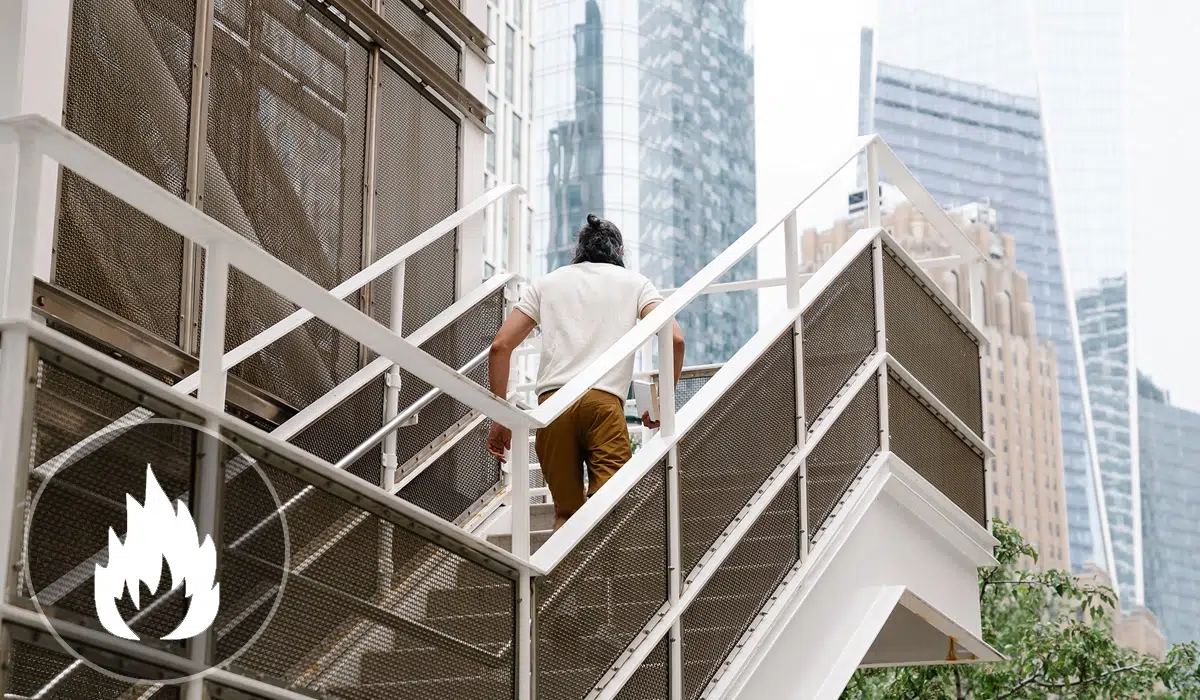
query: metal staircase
[
  {"left": 0, "top": 106, "right": 1000, "bottom": 700},
  {"left": 0, "top": 4, "right": 1001, "bottom": 697}
]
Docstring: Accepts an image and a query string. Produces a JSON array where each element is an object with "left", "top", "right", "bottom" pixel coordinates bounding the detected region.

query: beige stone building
[
  {"left": 1079, "top": 564, "right": 1168, "bottom": 658},
  {"left": 801, "top": 201, "right": 1071, "bottom": 571}
]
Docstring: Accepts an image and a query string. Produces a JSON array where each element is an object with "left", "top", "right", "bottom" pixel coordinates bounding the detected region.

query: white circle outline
[{"left": 22, "top": 417, "right": 292, "bottom": 685}]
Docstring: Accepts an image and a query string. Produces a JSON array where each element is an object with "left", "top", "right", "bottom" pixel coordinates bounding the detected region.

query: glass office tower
[
  {"left": 868, "top": 0, "right": 1136, "bottom": 603},
  {"left": 534, "top": 0, "right": 757, "bottom": 365},
  {"left": 1139, "top": 373, "right": 1200, "bottom": 646}
]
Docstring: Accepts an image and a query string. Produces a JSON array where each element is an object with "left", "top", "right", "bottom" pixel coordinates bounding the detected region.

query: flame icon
[{"left": 94, "top": 465, "right": 220, "bottom": 641}]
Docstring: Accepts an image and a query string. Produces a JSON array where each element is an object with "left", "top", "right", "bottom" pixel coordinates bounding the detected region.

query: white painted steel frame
[{"left": 589, "top": 355, "right": 888, "bottom": 700}]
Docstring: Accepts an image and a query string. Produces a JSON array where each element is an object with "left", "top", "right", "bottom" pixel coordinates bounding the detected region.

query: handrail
[
  {"left": 527, "top": 135, "right": 985, "bottom": 429},
  {"left": 0, "top": 114, "right": 530, "bottom": 431},
  {"left": 335, "top": 347, "right": 489, "bottom": 471}
]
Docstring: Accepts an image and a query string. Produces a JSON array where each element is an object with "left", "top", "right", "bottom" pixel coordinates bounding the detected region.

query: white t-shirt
[{"left": 514, "top": 262, "right": 663, "bottom": 400}]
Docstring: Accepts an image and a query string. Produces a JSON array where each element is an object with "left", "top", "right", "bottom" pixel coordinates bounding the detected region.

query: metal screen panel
[
  {"left": 677, "top": 331, "right": 796, "bottom": 578},
  {"left": 675, "top": 368, "right": 716, "bottom": 411},
  {"left": 219, "top": 431, "right": 517, "bottom": 700},
  {"left": 21, "top": 346, "right": 202, "bottom": 650},
  {"left": 372, "top": 61, "right": 461, "bottom": 337},
  {"left": 806, "top": 374, "right": 880, "bottom": 540},
  {"left": 680, "top": 476, "right": 800, "bottom": 700},
  {"left": 289, "top": 380, "right": 385, "bottom": 483},
  {"left": 398, "top": 420, "right": 501, "bottom": 523},
  {"left": 2, "top": 630, "right": 182, "bottom": 700},
  {"left": 534, "top": 460, "right": 669, "bottom": 700},
  {"left": 888, "top": 372, "right": 987, "bottom": 525},
  {"left": 55, "top": 0, "right": 197, "bottom": 345},
  {"left": 882, "top": 247, "right": 983, "bottom": 435},
  {"left": 205, "top": 0, "right": 370, "bottom": 409},
  {"left": 801, "top": 248, "right": 876, "bottom": 428},
  {"left": 613, "top": 636, "right": 670, "bottom": 700},
  {"left": 381, "top": 0, "right": 462, "bottom": 77}
]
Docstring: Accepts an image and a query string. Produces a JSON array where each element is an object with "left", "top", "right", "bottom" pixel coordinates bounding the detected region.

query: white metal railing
[{"left": 0, "top": 112, "right": 989, "bottom": 700}]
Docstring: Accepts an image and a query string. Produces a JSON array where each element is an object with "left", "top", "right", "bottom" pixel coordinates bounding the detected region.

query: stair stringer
[{"left": 709, "top": 452, "right": 1002, "bottom": 700}]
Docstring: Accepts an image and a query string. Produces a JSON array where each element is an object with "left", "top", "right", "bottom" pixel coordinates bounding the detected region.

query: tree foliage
[{"left": 840, "top": 520, "right": 1200, "bottom": 699}]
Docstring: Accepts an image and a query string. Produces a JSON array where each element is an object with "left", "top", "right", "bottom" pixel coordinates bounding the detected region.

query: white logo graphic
[{"left": 94, "top": 465, "right": 220, "bottom": 641}]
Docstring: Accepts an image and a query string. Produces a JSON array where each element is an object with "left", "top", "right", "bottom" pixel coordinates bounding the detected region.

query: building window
[
  {"left": 505, "top": 25, "right": 515, "bottom": 102},
  {"left": 485, "top": 94, "right": 497, "bottom": 173},
  {"left": 1003, "top": 290, "right": 1014, "bottom": 329},
  {"left": 512, "top": 113, "right": 522, "bottom": 186},
  {"left": 979, "top": 280, "right": 988, "bottom": 325}
]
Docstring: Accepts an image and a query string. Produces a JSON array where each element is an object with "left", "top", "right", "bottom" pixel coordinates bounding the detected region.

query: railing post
[
  {"left": 510, "top": 419, "right": 533, "bottom": 700},
  {"left": 656, "top": 320, "right": 682, "bottom": 700},
  {"left": 872, "top": 237, "right": 889, "bottom": 454},
  {"left": 783, "top": 210, "right": 808, "bottom": 557},
  {"left": 190, "top": 242, "right": 230, "bottom": 700},
  {"left": 507, "top": 192, "right": 524, "bottom": 278},
  {"left": 0, "top": 138, "right": 41, "bottom": 615},
  {"left": 866, "top": 141, "right": 881, "bottom": 228},
  {"left": 381, "top": 260, "right": 406, "bottom": 491}
]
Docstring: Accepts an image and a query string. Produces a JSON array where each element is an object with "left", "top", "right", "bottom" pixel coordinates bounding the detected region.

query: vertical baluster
[
  {"left": 783, "top": 211, "right": 808, "bottom": 558},
  {"left": 658, "top": 320, "right": 681, "bottom": 700}
]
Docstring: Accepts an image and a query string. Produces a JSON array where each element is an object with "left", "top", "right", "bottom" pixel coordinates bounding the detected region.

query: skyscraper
[
  {"left": 1139, "top": 373, "right": 1200, "bottom": 646},
  {"left": 1075, "top": 276, "right": 1139, "bottom": 603},
  {"left": 857, "top": 30, "right": 1109, "bottom": 580},
  {"left": 534, "top": 0, "right": 757, "bottom": 364}
]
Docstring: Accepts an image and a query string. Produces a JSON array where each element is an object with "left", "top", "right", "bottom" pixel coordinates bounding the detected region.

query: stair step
[
  {"left": 420, "top": 610, "right": 515, "bottom": 645},
  {"left": 531, "top": 502, "right": 556, "bottom": 531},
  {"left": 426, "top": 583, "right": 514, "bottom": 619},
  {"left": 327, "top": 673, "right": 508, "bottom": 700},
  {"left": 487, "top": 528, "right": 554, "bottom": 554}
]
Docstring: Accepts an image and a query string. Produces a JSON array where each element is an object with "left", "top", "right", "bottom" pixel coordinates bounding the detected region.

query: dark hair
[{"left": 572, "top": 213, "right": 625, "bottom": 266}]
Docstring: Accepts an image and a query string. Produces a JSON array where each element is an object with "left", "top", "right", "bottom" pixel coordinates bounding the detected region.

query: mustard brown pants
[{"left": 536, "top": 389, "right": 632, "bottom": 519}]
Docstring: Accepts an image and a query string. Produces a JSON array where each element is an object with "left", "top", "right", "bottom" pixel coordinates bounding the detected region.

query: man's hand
[
  {"left": 641, "top": 411, "right": 660, "bottom": 430},
  {"left": 487, "top": 423, "right": 513, "bottom": 461}
]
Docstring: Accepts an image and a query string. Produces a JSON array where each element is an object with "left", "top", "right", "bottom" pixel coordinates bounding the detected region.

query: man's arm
[
  {"left": 489, "top": 309, "right": 538, "bottom": 401},
  {"left": 486, "top": 309, "right": 537, "bottom": 460},
  {"left": 640, "top": 301, "right": 685, "bottom": 384}
]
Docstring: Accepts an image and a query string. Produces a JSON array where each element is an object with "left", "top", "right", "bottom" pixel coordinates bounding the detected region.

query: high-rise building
[
  {"left": 483, "top": 0, "right": 536, "bottom": 277},
  {"left": 1138, "top": 373, "right": 1200, "bottom": 646},
  {"left": 1074, "top": 275, "right": 1140, "bottom": 606},
  {"left": 856, "top": 31, "right": 1108, "bottom": 579},
  {"left": 802, "top": 201, "right": 1070, "bottom": 571},
  {"left": 534, "top": 0, "right": 757, "bottom": 364}
]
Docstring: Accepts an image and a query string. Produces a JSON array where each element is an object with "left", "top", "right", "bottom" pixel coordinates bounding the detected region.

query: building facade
[
  {"left": 856, "top": 40, "right": 1105, "bottom": 577},
  {"left": 534, "top": 0, "right": 757, "bottom": 364},
  {"left": 483, "top": 0, "right": 536, "bottom": 277},
  {"left": 1139, "top": 373, "right": 1200, "bottom": 645},
  {"left": 802, "top": 202, "right": 1071, "bottom": 571}
]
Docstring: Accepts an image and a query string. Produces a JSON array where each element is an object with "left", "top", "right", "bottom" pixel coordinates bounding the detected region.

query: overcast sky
[{"left": 752, "top": 1, "right": 1200, "bottom": 412}]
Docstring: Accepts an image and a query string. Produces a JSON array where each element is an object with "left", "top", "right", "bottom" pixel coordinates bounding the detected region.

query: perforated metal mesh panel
[
  {"left": 806, "top": 374, "right": 880, "bottom": 539},
  {"left": 382, "top": 0, "right": 462, "bottom": 77},
  {"left": 398, "top": 419, "right": 501, "bottom": 523},
  {"left": 801, "top": 248, "right": 876, "bottom": 428},
  {"left": 21, "top": 345, "right": 201, "bottom": 647},
  {"left": 888, "top": 372, "right": 987, "bottom": 525},
  {"left": 677, "top": 331, "right": 796, "bottom": 578},
  {"left": 534, "top": 461, "right": 669, "bottom": 700},
  {"left": 372, "top": 61, "right": 461, "bottom": 337},
  {"left": 220, "top": 431, "right": 517, "bottom": 699},
  {"left": 680, "top": 476, "right": 800, "bottom": 700},
  {"left": 206, "top": 1, "right": 370, "bottom": 408},
  {"left": 882, "top": 248, "right": 983, "bottom": 435},
  {"left": 290, "top": 380, "right": 386, "bottom": 483},
  {"left": 56, "top": 0, "right": 197, "bottom": 344},
  {"left": 2, "top": 630, "right": 182, "bottom": 699},
  {"left": 674, "top": 368, "right": 717, "bottom": 411},
  {"left": 613, "top": 636, "right": 670, "bottom": 700}
]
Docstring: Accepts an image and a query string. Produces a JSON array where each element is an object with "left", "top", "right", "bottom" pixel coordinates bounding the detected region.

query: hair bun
[{"left": 586, "top": 213, "right": 601, "bottom": 228}]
